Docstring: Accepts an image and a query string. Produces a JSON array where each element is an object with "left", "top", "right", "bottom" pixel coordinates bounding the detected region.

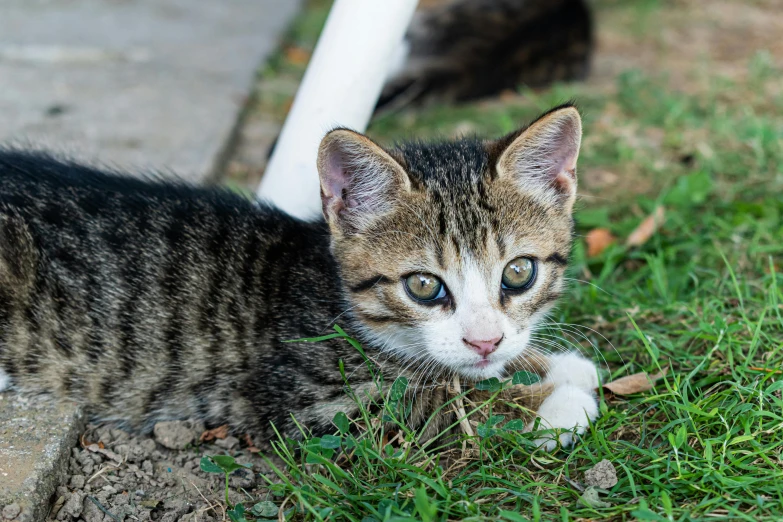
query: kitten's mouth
[
  {"left": 463, "top": 351, "right": 515, "bottom": 378},
  {"left": 458, "top": 356, "right": 504, "bottom": 380}
]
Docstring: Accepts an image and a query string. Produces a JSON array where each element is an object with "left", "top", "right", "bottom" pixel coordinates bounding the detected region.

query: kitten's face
[{"left": 318, "top": 106, "right": 581, "bottom": 381}]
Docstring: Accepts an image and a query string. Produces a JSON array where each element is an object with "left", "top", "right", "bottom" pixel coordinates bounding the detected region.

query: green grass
[
  {"left": 225, "top": 1, "right": 783, "bottom": 519},
  {"left": 215, "top": 68, "right": 783, "bottom": 520},
  {"left": 369, "top": 71, "right": 783, "bottom": 521}
]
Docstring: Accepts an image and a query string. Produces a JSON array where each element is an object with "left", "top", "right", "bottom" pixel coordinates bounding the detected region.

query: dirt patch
[
  {"left": 47, "top": 422, "right": 278, "bottom": 522},
  {"left": 591, "top": 0, "right": 783, "bottom": 92}
]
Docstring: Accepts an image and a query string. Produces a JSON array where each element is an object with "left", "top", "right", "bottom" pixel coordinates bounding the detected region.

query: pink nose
[{"left": 463, "top": 336, "right": 503, "bottom": 357}]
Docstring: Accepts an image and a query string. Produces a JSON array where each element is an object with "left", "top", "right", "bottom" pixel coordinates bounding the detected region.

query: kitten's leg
[
  {"left": 543, "top": 352, "right": 599, "bottom": 391},
  {"left": 529, "top": 352, "right": 599, "bottom": 450}
]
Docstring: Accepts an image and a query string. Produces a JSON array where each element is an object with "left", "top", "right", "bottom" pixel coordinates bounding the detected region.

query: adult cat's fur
[
  {"left": 0, "top": 106, "right": 598, "bottom": 448},
  {"left": 378, "top": 0, "right": 593, "bottom": 110}
]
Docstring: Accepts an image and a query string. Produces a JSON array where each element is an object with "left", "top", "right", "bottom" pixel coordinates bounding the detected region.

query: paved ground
[
  {"left": 0, "top": 0, "right": 300, "bottom": 181},
  {"left": 0, "top": 393, "right": 85, "bottom": 522}
]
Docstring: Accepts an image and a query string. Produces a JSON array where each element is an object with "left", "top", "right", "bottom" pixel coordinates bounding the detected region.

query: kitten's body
[
  {"left": 0, "top": 107, "right": 599, "bottom": 449},
  {"left": 0, "top": 152, "right": 376, "bottom": 439}
]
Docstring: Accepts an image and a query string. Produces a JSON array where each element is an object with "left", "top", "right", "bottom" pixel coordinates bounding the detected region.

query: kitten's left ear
[
  {"left": 495, "top": 105, "right": 582, "bottom": 212},
  {"left": 317, "top": 128, "right": 411, "bottom": 234}
]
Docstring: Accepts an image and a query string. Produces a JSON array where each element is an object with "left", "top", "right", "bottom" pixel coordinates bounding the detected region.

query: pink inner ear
[
  {"left": 551, "top": 145, "right": 578, "bottom": 191},
  {"left": 518, "top": 146, "right": 577, "bottom": 196},
  {"left": 322, "top": 148, "right": 349, "bottom": 216},
  {"left": 536, "top": 124, "right": 579, "bottom": 195},
  {"left": 553, "top": 168, "right": 576, "bottom": 194},
  {"left": 318, "top": 131, "right": 410, "bottom": 226}
]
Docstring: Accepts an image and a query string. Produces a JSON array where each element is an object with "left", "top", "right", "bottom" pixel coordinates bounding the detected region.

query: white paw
[
  {"left": 0, "top": 368, "right": 11, "bottom": 391},
  {"left": 544, "top": 352, "right": 599, "bottom": 392},
  {"left": 528, "top": 384, "right": 598, "bottom": 451}
]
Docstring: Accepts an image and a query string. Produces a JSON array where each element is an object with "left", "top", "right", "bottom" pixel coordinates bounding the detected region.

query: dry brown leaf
[
  {"left": 603, "top": 367, "right": 668, "bottom": 395},
  {"left": 242, "top": 433, "right": 261, "bottom": 453},
  {"left": 626, "top": 206, "right": 665, "bottom": 247},
  {"left": 79, "top": 432, "right": 105, "bottom": 450},
  {"left": 381, "top": 430, "right": 402, "bottom": 449},
  {"left": 585, "top": 228, "right": 616, "bottom": 257},
  {"left": 284, "top": 46, "right": 311, "bottom": 65},
  {"left": 199, "top": 424, "right": 229, "bottom": 442}
]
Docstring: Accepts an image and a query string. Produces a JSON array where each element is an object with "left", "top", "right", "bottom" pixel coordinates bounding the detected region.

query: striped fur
[{"left": 0, "top": 106, "right": 582, "bottom": 443}]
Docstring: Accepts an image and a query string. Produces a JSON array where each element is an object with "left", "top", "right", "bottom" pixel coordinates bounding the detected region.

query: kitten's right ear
[
  {"left": 494, "top": 105, "right": 582, "bottom": 213},
  {"left": 317, "top": 129, "right": 410, "bottom": 233}
]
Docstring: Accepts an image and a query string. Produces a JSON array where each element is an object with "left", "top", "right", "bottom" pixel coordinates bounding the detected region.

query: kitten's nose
[{"left": 463, "top": 336, "right": 503, "bottom": 357}]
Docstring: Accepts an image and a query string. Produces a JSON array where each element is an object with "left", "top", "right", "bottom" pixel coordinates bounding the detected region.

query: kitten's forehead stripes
[
  {"left": 343, "top": 135, "right": 574, "bottom": 301},
  {"left": 394, "top": 138, "right": 498, "bottom": 254}
]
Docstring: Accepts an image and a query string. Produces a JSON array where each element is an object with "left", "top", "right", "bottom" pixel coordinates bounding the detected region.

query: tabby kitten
[{"left": 0, "top": 105, "right": 598, "bottom": 450}]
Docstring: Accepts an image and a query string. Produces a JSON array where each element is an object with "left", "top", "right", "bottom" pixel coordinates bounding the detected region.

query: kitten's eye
[
  {"left": 404, "top": 273, "right": 446, "bottom": 302},
  {"left": 502, "top": 257, "right": 536, "bottom": 290}
]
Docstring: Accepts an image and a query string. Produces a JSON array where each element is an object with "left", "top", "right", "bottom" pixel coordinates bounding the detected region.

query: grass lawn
[{"left": 226, "top": 1, "right": 783, "bottom": 520}]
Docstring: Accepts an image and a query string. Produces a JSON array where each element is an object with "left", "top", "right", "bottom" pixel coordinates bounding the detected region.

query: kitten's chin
[{"left": 456, "top": 360, "right": 506, "bottom": 382}]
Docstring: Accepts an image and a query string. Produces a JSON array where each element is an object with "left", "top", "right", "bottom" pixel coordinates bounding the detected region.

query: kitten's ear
[
  {"left": 495, "top": 105, "right": 582, "bottom": 212},
  {"left": 317, "top": 129, "right": 410, "bottom": 232}
]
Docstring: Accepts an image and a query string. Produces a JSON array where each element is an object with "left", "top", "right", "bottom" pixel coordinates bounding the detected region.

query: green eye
[
  {"left": 502, "top": 257, "right": 536, "bottom": 290},
  {"left": 404, "top": 273, "right": 446, "bottom": 302}
]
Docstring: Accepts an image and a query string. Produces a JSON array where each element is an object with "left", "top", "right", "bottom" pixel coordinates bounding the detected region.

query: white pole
[{"left": 256, "top": 0, "right": 418, "bottom": 220}]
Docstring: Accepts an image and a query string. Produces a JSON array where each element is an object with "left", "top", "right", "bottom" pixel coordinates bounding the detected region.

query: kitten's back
[{"left": 0, "top": 150, "right": 350, "bottom": 435}]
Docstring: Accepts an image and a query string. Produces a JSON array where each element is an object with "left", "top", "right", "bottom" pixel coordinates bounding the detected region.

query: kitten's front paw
[
  {"left": 528, "top": 384, "right": 598, "bottom": 451},
  {"left": 544, "top": 352, "right": 599, "bottom": 392}
]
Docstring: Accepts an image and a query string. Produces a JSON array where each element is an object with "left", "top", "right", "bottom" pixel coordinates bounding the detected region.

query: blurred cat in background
[{"left": 379, "top": 0, "right": 592, "bottom": 110}]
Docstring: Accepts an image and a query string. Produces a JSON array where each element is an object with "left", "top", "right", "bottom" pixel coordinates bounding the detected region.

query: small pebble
[
  {"left": 215, "top": 435, "right": 240, "bottom": 450},
  {"left": 2, "top": 503, "right": 21, "bottom": 520},
  {"left": 153, "top": 421, "right": 197, "bottom": 450},
  {"left": 111, "top": 429, "right": 130, "bottom": 442},
  {"left": 584, "top": 459, "right": 618, "bottom": 488},
  {"left": 57, "top": 492, "right": 84, "bottom": 520},
  {"left": 70, "top": 475, "right": 86, "bottom": 489},
  {"left": 95, "top": 426, "right": 114, "bottom": 444}
]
